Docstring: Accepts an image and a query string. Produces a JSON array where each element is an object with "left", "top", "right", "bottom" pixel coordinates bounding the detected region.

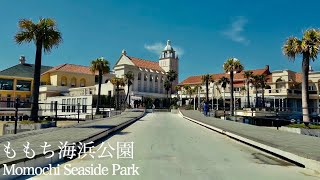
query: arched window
[
  {"left": 105, "top": 79, "right": 109, "bottom": 83},
  {"left": 144, "top": 74, "right": 148, "bottom": 81},
  {"left": 155, "top": 76, "right": 158, "bottom": 82},
  {"left": 80, "top": 79, "right": 86, "bottom": 87},
  {"left": 150, "top": 75, "right": 153, "bottom": 82},
  {"left": 138, "top": 73, "right": 141, "bottom": 80},
  {"left": 160, "top": 76, "right": 164, "bottom": 83},
  {"left": 71, "top": 77, "right": 76, "bottom": 87},
  {"left": 61, "top": 76, "right": 67, "bottom": 86}
]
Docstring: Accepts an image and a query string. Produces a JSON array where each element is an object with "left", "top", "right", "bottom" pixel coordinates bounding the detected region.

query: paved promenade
[
  {"left": 0, "top": 109, "right": 145, "bottom": 165},
  {"left": 34, "top": 113, "right": 318, "bottom": 180},
  {"left": 180, "top": 110, "right": 320, "bottom": 164}
]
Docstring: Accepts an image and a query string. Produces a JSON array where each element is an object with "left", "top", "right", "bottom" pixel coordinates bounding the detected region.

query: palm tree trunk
[
  {"left": 255, "top": 87, "right": 258, "bottom": 107},
  {"left": 262, "top": 87, "right": 265, "bottom": 108},
  {"left": 117, "top": 86, "right": 120, "bottom": 110},
  {"left": 246, "top": 81, "right": 250, "bottom": 108},
  {"left": 95, "top": 70, "right": 102, "bottom": 114},
  {"left": 124, "top": 84, "right": 130, "bottom": 106},
  {"left": 301, "top": 54, "right": 310, "bottom": 124},
  {"left": 206, "top": 80, "right": 209, "bottom": 103},
  {"left": 230, "top": 71, "right": 234, "bottom": 116},
  {"left": 30, "top": 41, "right": 42, "bottom": 122},
  {"left": 223, "top": 88, "right": 226, "bottom": 119}
]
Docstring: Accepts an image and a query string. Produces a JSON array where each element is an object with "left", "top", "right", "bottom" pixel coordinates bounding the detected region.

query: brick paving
[
  {"left": 0, "top": 109, "right": 144, "bottom": 164},
  {"left": 180, "top": 110, "right": 320, "bottom": 162}
]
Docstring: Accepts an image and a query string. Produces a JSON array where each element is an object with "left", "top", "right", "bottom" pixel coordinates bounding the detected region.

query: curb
[{"left": 178, "top": 109, "right": 320, "bottom": 171}]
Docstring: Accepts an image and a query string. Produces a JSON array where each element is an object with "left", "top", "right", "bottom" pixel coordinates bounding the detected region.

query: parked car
[{"left": 285, "top": 113, "right": 302, "bottom": 123}]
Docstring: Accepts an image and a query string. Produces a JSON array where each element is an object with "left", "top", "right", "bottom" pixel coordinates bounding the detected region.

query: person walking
[
  {"left": 152, "top": 103, "right": 155, "bottom": 113},
  {"left": 203, "top": 102, "right": 208, "bottom": 116}
]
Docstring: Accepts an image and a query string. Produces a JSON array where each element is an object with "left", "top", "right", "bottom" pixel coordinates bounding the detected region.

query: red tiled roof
[
  {"left": 42, "top": 64, "right": 97, "bottom": 75},
  {"left": 127, "top": 56, "right": 164, "bottom": 72},
  {"left": 180, "top": 66, "right": 270, "bottom": 85}
]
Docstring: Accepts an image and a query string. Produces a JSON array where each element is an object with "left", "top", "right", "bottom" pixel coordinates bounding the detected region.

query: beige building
[{"left": 179, "top": 65, "right": 320, "bottom": 113}]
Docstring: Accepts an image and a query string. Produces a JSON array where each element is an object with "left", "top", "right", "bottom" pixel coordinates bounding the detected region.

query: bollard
[
  {"left": 14, "top": 98, "right": 20, "bottom": 134},
  {"left": 77, "top": 103, "right": 80, "bottom": 123},
  {"left": 54, "top": 101, "right": 58, "bottom": 121}
]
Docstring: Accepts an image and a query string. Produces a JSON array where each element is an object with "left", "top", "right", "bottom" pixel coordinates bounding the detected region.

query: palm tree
[
  {"left": 124, "top": 71, "right": 134, "bottom": 107},
  {"left": 257, "top": 74, "right": 269, "bottom": 108},
  {"left": 15, "top": 18, "right": 62, "bottom": 121},
  {"left": 218, "top": 76, "right": 230, "bottom": 117},
  {"left": 164, "top": 79, "right": 171, "bottom": 107},
  {"left": 90, "top": 57, "right": 110, "bottom": 114},
  {"left": 202, "top": 74, "right": 211, "bottom": 103},
  {"left": 223, "top": 58, "right": 244, "bottom": 116},
  {"left": 283, "top": 29, "right": 320, "bottom": 124},
  {"left": 243, "top": 71, "right": 253, "bottom": 108},
  {"left": 251, "top": 75, "right": 260, "bottom": 107},
  {"left": 166, "top": 70, "right": 178, "bottom": 98},
  {"left": 183, "top": 84, "right": 194, "bottom": 108},
  {"left": 111, "top": 77, "right": 125, "bottom": 110}
]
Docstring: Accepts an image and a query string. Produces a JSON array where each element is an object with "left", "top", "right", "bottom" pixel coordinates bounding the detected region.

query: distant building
[
  {"left": 178, "top": 65, "right": 320, "bottom": 113},
  {"left": 0, "top": 56, "right": 52, "bottom": 107}
]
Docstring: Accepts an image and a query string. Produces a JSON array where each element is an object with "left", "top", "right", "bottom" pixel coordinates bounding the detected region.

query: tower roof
[{"left": 163, "top": 40, "right": 174, "bottom": 51}]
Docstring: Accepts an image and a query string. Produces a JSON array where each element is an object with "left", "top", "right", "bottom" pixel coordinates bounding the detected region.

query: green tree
[
  {"left": 202, "top": 74, "right": 212, "bottom": 103},
  {"left": 243, "top": 71, "right": 253, "bottom": 108},
  {"left": 223, "top": 58, "right": 244, "bottom": 116},
  {"left": 90, "top": 57, "right": 110, "bottom": 114},
  {"left": 124, "top": 71, "right": 134, "bottom": 107},
  {"left": 218, "top": 76, "right": 230, "bottom": 115},
  {"left": 15, "top": 18, "right": 62, "bottom": 121},
  {"left": 111, "top": 77, "right": 125, "bottom": 110},
  {"left": 282, "top": 29, "right": 320, "bottom": 124}
]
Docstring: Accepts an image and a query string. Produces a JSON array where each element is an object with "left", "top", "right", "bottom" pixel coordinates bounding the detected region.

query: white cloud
[
  {"left": 222, "top": 16, "right": 249, "bottom": 45},
  {"left": 144, "top": 42, "right": 184, "bottom": 56}
]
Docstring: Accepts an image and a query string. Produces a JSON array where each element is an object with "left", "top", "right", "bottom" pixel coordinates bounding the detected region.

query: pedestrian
[
  {"left": 152, "top": 103, "right": 155, "bottom": 113},
  {"left": 203, "top": 102, "right": 208, "bottom": 116}
]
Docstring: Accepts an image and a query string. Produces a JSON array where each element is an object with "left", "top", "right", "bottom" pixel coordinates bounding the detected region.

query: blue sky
[{"left": 0, "top": 0, "right": 320, "bottom": 81}]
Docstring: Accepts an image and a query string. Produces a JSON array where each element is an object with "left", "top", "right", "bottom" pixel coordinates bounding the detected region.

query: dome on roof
[{"left": 164, "top": 40, "right": 174, "bottom": 51}]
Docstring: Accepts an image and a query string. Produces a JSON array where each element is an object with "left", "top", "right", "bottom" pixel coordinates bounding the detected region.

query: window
[
  {"left": 16, "top": 80, "right": 32, "bottom": 91},
  {"left": 77, "top": 98, "right": 81, "bottom": 112},
  {"left": 138, "top": 73, "right": 141, "bottom": 80},
  {"left": 71, "top": 98, "right": 76, "bottom": 112},
  {"left": 71, "top": 77, "right": 76, "bottom": 87},
  {"left": 144, "top": 74, "right": 147, "bottom": 81},
  {"left": 155, "top": 76, "right": 158, "bottom": 82},
  {"left": 67, "top": 99, "right": 71, "bottom": 112},
  {"left": 61, "top": 77, "right": 67, "bottom": 86},
  {"left": 155, "top": 81, "right": 158, "bottom": 93},
  {"left": 82, "top": 98, "right": 87, "bottom": 113},
  {"left": 108, "top": 90, "right": 112, "bottom": 96},
  {"left": 62, "top": 99, "right": 66, "bottom": 112},
  {"left": 95, "top": 75, "right": 99, "bottom": 84},
  {"left": 308, "top": 85, "right": 316, "bottom": 91},
  {"left": 150, "top": 75, "right": 153, "bottom": 82},
  {"left": 0, "top": 79, "right": 14, "bottom": 90},
  {"left": 160, "top": 76, "right": 164, "bottom": 83},
  {"left": 234, "top": 87, "right": 241, "bottom": 92},
  {"left": 80, "top": 79, "right": 86, "bottom": 87}
]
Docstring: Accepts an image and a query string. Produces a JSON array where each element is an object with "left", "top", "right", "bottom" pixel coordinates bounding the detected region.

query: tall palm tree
[
  {"left": 223, "top": 58, "right": 244, "bottom": 116},
  {"left": 283, "top": 29, "right": 320, "bottom": 124},
  {"left": 164, "top": 79, "right": 171, "bottom": 107},
  {"left": 243, "top": 71, "right": 253, "bottom": 108},
  {"left": 183, "top": 84, "right": 194, "bottom": 108},
  {"left": 166, "top": 70, "right": 178, "bottom": 98},
  {"left": 90, "top": 57, "right": 110, "bottom": 114},
  {"left": 124, "top": 71, "right": 134, "bottom": 107},
  {"left": 251, "top": 75, "right": 260, "bottom": 107},
  {"left": 202, "top": 74, "right": 211, "bottom": 103},
  {"left": 218, "top": 76, "right": 230, "bottom": 118},
  {"left": 257, "top": 74, "right": 269, "bottom": 108},
  {"left": 15, "top": 18, "right": 62, "bottom": 121},
  {"left": 111, "top": 77, "right": 125, "bottom": 110}
]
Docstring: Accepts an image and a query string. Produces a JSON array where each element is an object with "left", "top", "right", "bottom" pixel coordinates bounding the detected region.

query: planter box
[
  {"left": 279, "top": 127, "right": 320, "bottom": 137},
  {"left": 3, "top": 121, "right": 56, "bottom": 135}
]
